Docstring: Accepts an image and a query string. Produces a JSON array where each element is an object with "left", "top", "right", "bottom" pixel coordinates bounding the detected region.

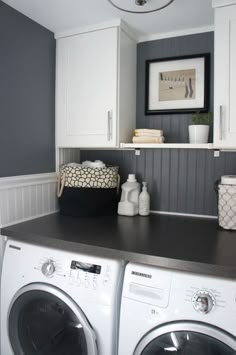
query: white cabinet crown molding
[
  {"left": 55, "top": 18, "right": 138, "bottom": 42},
  {"left": 212, "top": 0, "right": 236, "bottom": 8},
  {"left": 138, "top": 25, "right": 214, "bottom": 43}
]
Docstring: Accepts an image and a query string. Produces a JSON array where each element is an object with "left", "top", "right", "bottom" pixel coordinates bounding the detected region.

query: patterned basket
[
  {"left": 57, "top": 164, "right": 120, "bottom": 217},
  {"left": 57, "top": 164, "right": 120, "bottom": 197}
]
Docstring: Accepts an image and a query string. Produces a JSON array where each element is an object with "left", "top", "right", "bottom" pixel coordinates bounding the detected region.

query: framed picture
[{"left": 145, "top": 54, "right": 210, "bottom": 115}]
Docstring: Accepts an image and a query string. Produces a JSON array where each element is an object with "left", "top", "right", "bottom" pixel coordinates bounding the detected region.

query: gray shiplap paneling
[
  {"left": 137, "top": 32, "right": 214, "bottom": 143},
  {"left": 80, "top": 149, "right": 236, "bottom": 217}
]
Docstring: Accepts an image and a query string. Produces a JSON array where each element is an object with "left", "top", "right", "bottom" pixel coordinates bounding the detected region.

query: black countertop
[{"left": 1, "top": 213, "right": 236, "bottom": 278}]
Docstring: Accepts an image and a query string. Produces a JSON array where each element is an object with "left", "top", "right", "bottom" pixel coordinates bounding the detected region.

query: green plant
[{"left": 191, "top": 111, "right": 213, "bottom": 125}]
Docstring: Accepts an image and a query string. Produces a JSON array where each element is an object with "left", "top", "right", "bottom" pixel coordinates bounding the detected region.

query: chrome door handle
[
  {"left": 107, "top": 110, "right": 112, "bottom": 141},
  {"left": 219, "top": 105, "right": 223, "bottom": 140}
]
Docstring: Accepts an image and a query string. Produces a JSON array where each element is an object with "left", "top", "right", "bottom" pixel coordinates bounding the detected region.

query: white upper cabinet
[
  {"left": 213, "top": 0, "right": 236, "bottom": 148},
  {"left": 56, "top": 22, "right": 137, "bottom": 148}
]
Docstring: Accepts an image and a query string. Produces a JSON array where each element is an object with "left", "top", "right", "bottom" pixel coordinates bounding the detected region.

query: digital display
[{"left": 70, "top": 260, "right": 101, "bottom": 274}]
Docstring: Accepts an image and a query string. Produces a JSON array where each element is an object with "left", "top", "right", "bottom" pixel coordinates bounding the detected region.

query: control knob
[
  {"left": 41, "top": 260, "right": 55, "bottom": 277},
  {"left": 192, "top": 290, "right": 215, "bottom": 314}
]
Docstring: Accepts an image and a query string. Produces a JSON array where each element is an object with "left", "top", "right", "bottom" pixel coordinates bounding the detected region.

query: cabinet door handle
[
  {"left": 219, "top": 105, "right": 223, "bottom": 141},
  {"left": 107, "top": 110, "right": 112, "bottom": 141}
]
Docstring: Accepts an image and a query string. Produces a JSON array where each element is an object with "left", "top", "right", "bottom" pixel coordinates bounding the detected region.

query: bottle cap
[{"left": 127, "top": 174, "right": 136, "bottom": 182}]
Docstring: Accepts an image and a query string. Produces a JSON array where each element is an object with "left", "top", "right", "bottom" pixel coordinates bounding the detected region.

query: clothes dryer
[
  {"left": 119, "top": 263, "right": 236, "bottom": 355},
  {"left": 1, "top": 240, "right": 124, "bottom": 355}
]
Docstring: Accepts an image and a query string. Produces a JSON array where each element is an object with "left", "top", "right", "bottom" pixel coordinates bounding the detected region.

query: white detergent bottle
[
  {"left": 139, "top": 182, "right": 150, "bottom": 216},
  {"left": 118, "top": 174, "right": 140, "bottom": 216}
]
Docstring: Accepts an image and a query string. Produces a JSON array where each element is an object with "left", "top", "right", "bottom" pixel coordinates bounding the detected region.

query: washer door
[
  {"left": 134, "top": 322, "right": 236, "bottom": 355},
  {"left": 8, "top": 283, "right": 97, "bottom": 355}
]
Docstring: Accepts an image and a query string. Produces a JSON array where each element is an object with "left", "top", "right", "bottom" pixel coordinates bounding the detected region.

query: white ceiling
[{"left": 2, "top": 0, "right": 214, "bottom": 40}]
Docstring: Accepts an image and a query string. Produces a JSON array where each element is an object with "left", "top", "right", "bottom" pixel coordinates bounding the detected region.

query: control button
[
  {"left": 103, "top": 275, "right": 110, "bottom": 286},
  {"left": 192, "top": 290, "right": 215, "bottom": 314},
  {"left": 41, "top": 260, "right": 55, "bottom": 277},
  {"left": 85, "top": 281, "right": 90, "bottom": 288},
  {"left": 69, "top": 272, "right": 75, "bottom": 281}
]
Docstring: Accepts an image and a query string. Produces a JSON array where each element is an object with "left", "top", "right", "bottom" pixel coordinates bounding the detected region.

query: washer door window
[
  {"left": 134, "top": 322, "right": 236, "bottom": 355},
  {"left": 8, "top": 284, "right": 97, "bottom": 355}
]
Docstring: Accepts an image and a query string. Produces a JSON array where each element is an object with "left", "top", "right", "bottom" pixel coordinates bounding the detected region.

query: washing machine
[
  {"left": 119, "top": 263, "right": 236, "bottom": 355},
  {"left": 1, "top": 239, "right": 124, "bottom": 355}
]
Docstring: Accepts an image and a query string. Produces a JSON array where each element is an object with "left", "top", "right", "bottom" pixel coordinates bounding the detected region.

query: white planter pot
[{"left": 188, "top": 125, "right": 209, "bottom": 144}]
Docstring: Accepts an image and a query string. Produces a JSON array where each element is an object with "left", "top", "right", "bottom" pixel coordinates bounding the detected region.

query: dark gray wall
[
  {"left": 0, "top": 1, "right": 55, "bottom": 177},
  {"left": 81, "top": 32, "right": 236, "bottom": 216}
]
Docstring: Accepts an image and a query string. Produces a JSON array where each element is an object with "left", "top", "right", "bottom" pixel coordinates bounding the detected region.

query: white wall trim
[
  {"left": 138, "top": 25, "right": 215, "bottom": 43},
  {"left": 151, "top": 210, "right": 217, "bottom": 219},
  {"left": 0, "top": 173, "right": 58, "bottom": 228},
  {"left": 0, "top": 173, "right": 57, "bottom": 190}
]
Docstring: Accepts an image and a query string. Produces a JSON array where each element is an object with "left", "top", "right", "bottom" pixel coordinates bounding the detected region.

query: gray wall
[
  {"left": 81, "top": 32, "right": 236, "bottom": 216},
  {"left": 0, "top": 1, "right": 55, "bottom": 177}
]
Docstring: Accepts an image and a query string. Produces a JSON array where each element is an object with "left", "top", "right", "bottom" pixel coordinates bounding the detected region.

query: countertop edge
[{"left": 2, "top": 229, "right": 236, "bottom": 279}]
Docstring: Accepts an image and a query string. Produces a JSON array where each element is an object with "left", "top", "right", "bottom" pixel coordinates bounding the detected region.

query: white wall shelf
[{"left": 120, "top": 143, "right": 214, "bottom": 149}]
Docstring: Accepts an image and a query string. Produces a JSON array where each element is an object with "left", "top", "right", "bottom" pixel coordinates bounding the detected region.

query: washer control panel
[{"left": 192, "top": 290, "right": 216, "bottom": 314}]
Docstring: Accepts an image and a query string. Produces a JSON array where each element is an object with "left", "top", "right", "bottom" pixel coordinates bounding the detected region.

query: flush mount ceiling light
[{"left": 107, "top": 0, "right": 175, "bottom": 14}]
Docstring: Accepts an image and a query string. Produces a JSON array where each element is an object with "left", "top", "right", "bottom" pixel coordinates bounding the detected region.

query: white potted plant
[{"left": 188, "top": 111, "right": 213, "bottom": 144}]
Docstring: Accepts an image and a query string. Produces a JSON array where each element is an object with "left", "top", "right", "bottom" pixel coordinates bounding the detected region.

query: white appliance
[
  {"left": 1, "top": 240, "right": 124, "bottom": 355},
  {"left": 119, "top": 263, "right": 236, "bottom": 355}
]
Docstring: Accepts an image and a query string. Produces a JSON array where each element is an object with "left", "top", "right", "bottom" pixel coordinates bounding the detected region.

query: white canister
[{"left": 218, "top": 175, "right": 236, "bottom": 230}]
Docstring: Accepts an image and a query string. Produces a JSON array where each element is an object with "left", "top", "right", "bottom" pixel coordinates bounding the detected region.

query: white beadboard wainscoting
[{"left": 0, "top": 173, "right": 58, "bottom": 228}]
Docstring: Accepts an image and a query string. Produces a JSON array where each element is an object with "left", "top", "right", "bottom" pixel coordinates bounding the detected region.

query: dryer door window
[
  {"left": 8, "top": 284, "right": 97, "bottom": 355},
  {"left": 134, "top": 323, "right": 236, "bottom": 355}
]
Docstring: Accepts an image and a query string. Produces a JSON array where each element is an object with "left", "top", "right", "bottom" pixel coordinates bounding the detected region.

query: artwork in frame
[{"left": 145, "top": 54, "right": 210, "bottom": 114}]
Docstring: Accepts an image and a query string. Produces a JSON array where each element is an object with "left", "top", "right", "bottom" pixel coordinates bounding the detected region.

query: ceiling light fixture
[{"left": 107, "top": 0, "right": 175, "bottom": 14}]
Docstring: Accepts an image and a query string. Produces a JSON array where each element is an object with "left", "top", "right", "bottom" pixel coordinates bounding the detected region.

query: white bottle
[
  {"left": 139, "top": 182, "right": 150, "bottom": 216},
  {"left": 118, "top": 174, "right": 140, "bottom": 216}
]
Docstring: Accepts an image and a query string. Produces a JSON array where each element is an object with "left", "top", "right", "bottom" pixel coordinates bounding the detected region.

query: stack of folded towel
[{"left": 132, "top": 129, "right": 165, "bottom": 143}]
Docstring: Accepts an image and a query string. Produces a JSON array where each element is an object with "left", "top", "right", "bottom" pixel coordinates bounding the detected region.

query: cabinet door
[
  {"left": 214, "top": 5, "right": 236, "bottom": 148},
  {"left": 56, "top": 27, "right": 118, "bottom": 147}
]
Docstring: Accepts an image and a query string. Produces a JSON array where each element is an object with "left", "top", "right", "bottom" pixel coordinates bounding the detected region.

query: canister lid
[{"left": 221, "top": 175, "right": 236, "bottom": 185}]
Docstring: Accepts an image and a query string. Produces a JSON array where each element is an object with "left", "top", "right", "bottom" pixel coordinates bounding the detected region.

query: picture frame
[{"left": 145, "top": 54, "right": 210, "bottom": 115}]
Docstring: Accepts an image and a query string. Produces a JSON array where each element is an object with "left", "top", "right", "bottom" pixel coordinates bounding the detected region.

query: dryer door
[
  {"left": 134, "top": 322, "right": 236, "bottom": 355},
  {"left": 8, "top": 283, "right": 97, "bottom": 355}
]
